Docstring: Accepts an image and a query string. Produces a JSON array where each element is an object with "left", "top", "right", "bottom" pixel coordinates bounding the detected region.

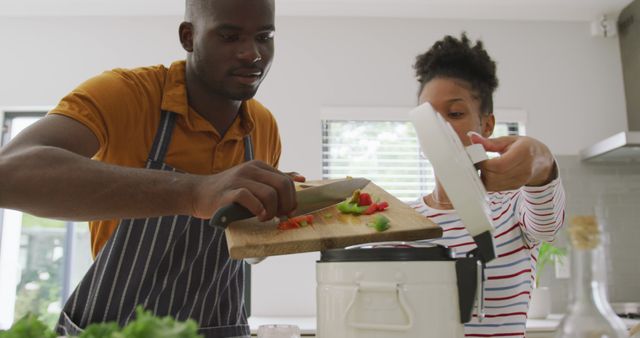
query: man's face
[
  {"left": 418, "top": 77, "right": 495, "bottom": 146},
  {"left": 185, "top": 0, "right": 275, "bottom": 101}
]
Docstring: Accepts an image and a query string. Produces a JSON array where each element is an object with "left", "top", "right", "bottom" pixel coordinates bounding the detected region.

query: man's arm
[{"left": 0, "top": 114, "right": 296, "bottom": 222}]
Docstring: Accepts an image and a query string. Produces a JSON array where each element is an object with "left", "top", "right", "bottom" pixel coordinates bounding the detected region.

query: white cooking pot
[
  {"left": 316, "top": 103, "right": 498, "bottom": 338},
  {"left": 317, "top": 244, "right": 482, "bottom": 338}
]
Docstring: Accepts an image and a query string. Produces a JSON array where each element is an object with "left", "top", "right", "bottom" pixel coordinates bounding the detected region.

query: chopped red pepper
[
  {"left": 358, "top": 193, "right": 373, "bottom": 206},
  {"left": 277, "top": 221, "right": 297, "bottom": 230},
  {"left": 277, "top": 215, "right": 314, "bottom": 230},
  {"left": 362, "top": 201, "right": 389, "bottom": 215},
  {"left": 363, "top": 203, "right": 379, "bottom": 215}
]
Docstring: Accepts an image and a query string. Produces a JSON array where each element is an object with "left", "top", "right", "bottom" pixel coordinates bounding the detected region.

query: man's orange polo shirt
[{"left": 49, "top": 60, "right": 282, "bottom": 258}]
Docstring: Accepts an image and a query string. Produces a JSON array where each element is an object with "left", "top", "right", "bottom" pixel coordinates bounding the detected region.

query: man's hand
[
  {"left": 285, "top": 172, "right": 306, "bottom": 183},
  {"left": 190, "top": 160, "right": 299, "bottom": 222},
  {"left": 468, "top": 132, "right": 557, "bottom": 192}
]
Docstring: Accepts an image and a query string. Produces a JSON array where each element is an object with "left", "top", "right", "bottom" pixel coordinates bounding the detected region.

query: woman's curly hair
[{"left": 414, "top": 33, "right": 499, "bottom": 115}]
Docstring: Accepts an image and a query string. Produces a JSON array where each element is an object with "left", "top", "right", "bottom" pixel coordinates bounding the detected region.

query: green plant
[
  {"left": 536, "top": 241, "right": 567, "bottom": 288},
  {"left": 0, "top": 313, "right": 57, "bottom": 338},
  {"left": 0, "top": 307, "right": 203, "bottom": 338}
]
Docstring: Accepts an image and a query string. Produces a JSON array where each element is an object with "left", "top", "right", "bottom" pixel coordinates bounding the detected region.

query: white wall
[
  {"left": 0, "top": 15, "right": 628, "bottom": 317},
  {"left": 260, "top": 17, "right": 627, "bottom": 179}
]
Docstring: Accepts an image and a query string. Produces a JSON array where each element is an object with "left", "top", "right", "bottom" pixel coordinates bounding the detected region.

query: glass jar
[
  {"left": 554, "top": 216, "right": 627, "bottom": 338},
  {"left": 257, "top": 324, "right": 301, "bottom": 338}
]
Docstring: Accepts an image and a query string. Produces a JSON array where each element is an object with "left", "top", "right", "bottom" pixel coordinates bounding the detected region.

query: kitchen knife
[{"left": 209, "top": 178, "right": 370, "bottom": 228}]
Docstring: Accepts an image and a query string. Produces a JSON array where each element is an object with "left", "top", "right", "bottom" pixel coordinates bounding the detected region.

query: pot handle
[{"left": 345, "top": 281, "right": 413, "bottom": 331}]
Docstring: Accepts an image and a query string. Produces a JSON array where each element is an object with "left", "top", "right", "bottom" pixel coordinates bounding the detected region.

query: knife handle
[{"left": 209, "top": 203, "right": 255, "bottom": 228}]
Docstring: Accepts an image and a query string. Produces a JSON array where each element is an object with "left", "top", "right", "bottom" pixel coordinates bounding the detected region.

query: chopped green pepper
[
  {"left": 368, "top": 215, "right": 390, "bottom": 232},
  {"left": 337, "top": 201, "right": 368, "bottom": 215}
]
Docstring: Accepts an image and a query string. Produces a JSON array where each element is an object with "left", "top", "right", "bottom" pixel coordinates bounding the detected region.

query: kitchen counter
[
  {"left": 249, "top": 315, "right": 640, "bottom": 337},
  {"left": 526, "top": 314, "right": 640, "bottom": 338}
]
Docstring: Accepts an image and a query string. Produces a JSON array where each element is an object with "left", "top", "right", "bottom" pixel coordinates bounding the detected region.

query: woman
[{"left": 409, "top": 33, "right": 565, "bottom": 337}]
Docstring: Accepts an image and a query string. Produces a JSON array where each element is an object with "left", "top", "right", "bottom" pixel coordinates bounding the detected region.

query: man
[
  {"left": 409, "top": 33, "right": 565, "bottom": 337},
  {"left": 0, "top": 0, "right": 298, "bottom": 337}
]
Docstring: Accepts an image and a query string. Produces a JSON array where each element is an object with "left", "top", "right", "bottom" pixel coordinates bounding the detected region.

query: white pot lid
[{"left": 409, "top": 102, "right": 496, "bottom": 262}]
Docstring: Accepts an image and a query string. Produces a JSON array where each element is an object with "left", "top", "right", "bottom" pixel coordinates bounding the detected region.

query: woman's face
[{"left": 418, "top": 77, "right": 495, "bottom": 146}]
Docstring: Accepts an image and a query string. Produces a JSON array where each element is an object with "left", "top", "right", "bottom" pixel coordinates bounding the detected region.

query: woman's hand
[{"left": 468, "top": 132, "right": 557, "bottom": 192}]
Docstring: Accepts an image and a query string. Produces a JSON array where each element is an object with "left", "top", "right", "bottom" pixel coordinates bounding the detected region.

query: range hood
[
  {"left": 581, "top": 131, "right": 640, "bottom": 162},
  {"left": 582, "top": 0, "right": 640, "bottom": 162}
]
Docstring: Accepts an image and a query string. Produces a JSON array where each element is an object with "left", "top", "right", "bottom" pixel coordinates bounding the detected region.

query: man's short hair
[{"left": 185, "top": 0, "right": 212, "bottom": 21}]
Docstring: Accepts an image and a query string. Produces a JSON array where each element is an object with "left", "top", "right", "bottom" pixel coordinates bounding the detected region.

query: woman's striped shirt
[{"left": 408, "top": 178, "right": 566, "bottom": 337}]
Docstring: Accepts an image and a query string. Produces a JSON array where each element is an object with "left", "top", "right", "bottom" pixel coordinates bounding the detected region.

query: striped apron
[{"left": 57, "top": 111, "right": 252, "bottom": 338}]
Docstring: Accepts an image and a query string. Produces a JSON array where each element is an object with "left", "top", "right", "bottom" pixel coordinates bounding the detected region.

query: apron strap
[
  {"left": 148, "top": 111, "right": 177, "bottom": 163},
  {"left": 241, "top": 134, "right": 253, "bottom": 318},
  {"left": 150, "top": 111, "right": 253, "bottom": 164},
  {"left": 243, "top": 135, "right": 254, "bottom": 162}
]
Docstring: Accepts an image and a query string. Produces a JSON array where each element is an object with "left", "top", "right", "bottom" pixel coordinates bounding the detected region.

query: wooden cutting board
[{"left": 224, "top": 180, "right": 442, "bottom": 259}]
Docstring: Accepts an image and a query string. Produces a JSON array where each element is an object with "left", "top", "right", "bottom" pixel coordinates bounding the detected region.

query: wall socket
[{"left": 590, "top": 16, "right": 618, "bottom": 37}]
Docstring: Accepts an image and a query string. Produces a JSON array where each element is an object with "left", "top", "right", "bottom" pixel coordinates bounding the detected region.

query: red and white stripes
[{"left": 409, "top": 177, "right": 566, "bottom": 337}]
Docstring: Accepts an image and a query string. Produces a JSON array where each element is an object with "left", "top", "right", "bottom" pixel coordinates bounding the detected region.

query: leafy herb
[
  {"left": 0, "top": 313, "right": 56, "bottom": 338},
  {"left": 78, "top": 322, "right": 120, "bottom": 338},
  {"left": 112, "top": 307, "right": 201, "bottom": 338},
  {"left": 0, "top": 307, "right": 202, "bottom": 338}
]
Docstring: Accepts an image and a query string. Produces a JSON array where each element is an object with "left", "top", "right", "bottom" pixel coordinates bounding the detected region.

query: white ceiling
[{"left": 0, "top": 0, "right": 634, "bottom": 21}]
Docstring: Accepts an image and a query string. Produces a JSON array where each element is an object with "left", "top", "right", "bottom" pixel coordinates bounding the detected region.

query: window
[
  {"left": 321, "top": 107, "right": 526, "bottom": 202},
  {"left": 0, "top": 110, "right": 93, "bottom": 330}
]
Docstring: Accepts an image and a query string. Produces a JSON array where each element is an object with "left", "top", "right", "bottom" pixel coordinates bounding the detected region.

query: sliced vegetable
[
  {"left": 362, "top": 201, "right": 389, "bottom": 215},
  {"left": 277, "top": 215, "right": 314, "bottom": 230},
  {"left": 336, "top": 201, "right": 351, "bottom": 214},
  {"left": 368, "top": 215, "right": 390, "bottom": 232},
  {"left": 276, "top": 221, "right": 297, "bottom": 230},
  {"left": 348, "top": 189, "right": 361, "bottom": 204},
  {"left": 337, "top": 201, "right": 368, "bottom": 215},
  {"left": 358, "top": 193, "right": 372, "bottom": 206},
  {"left": 363, "top": 203, "right": 379, "bottom": 215}
]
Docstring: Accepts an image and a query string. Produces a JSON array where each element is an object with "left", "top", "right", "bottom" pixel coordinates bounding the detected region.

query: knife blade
[
  {"left": 209, "top": 178, "right": 370, "bottom": 228},
  {"left": 290, "top": 177, "right": 370, "bottom": 217}
]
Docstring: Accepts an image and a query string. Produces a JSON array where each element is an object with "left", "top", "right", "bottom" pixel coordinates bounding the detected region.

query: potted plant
[{"left": 528, "top": 241, "right": 567, "bottom": 319}]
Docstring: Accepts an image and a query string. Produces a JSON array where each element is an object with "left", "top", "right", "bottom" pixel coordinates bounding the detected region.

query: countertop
[{"left": 248, "top": 314, "right": 640, "bottom": 336}]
